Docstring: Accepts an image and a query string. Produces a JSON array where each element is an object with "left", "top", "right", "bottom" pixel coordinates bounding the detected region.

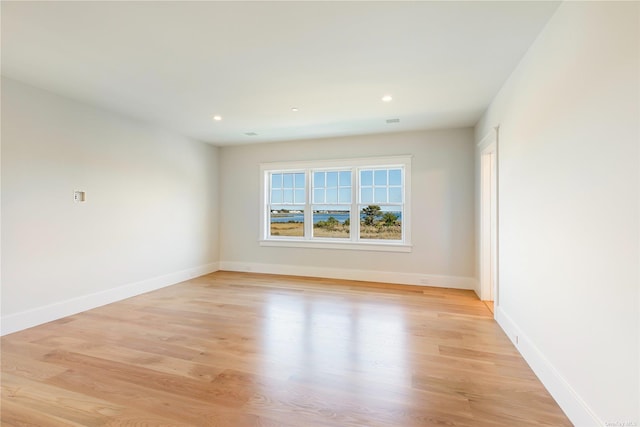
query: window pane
[
  {"left": 270, "top": 207, "right": 304, "bottom": 237},
  {"left": 374, "top": 169, "right": 387, "bottom": 185},
  {"left": 283, "top": 173, "right": 293, "bottom": 188},
  {"left": 271, "top": 189, "right": 282, "bottom": 203},
  {"left": 339, "top": 171, "right": 351, "bottom": 186},
  {"left": 360, "top": 207, "right": 402, "bottom": 241},
  {"left": 314, "top": 172, "right": 325, "bottom": 188},
  {"left": 374, "top": 187, "right": 387, "bottom": 203},
  {"left": 327, "top": 172, "right": 338, "bottom": 187},
  {"left": 294, "top": 173, "right": 305, "bottom": 188},
  {"left": 338, "top": 188, "right": 351, "bottom": 203},
  {"left": 326, "top": 188, "right": 338, "bottom": 203},
  {"left": 294, "top": 189, "right": 305, "bottom": 204},
  {"left": 361, "top": 187, "right": 373, "bottom": 204},
  {"left": 313, "top": 209, "right": 350, "bottom": 239},
  {"left": 313, "top": 189, "right": 325, "bottom": 203},
  {"left": 389, "top": 187, "right": 402, "bottom": 203},
  {"left": 271, "top": 173, "right": 282, "bottom": 188},
  {"left": 389, "top": 169, "right": 402, "bottom": 185},
  {"left": 283, "top": 189, "right": 293, "bottom": 203},
  {"left": 360, "top": 170, "right": 373, "bottom": 186}
]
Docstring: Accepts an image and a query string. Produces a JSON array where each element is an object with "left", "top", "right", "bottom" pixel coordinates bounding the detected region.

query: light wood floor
[
  {"left": 484, "top": 300, "right": 494, "bottom": 314},
  {"left": 1, "top": 271, "right": 571, "bottom": 426}
]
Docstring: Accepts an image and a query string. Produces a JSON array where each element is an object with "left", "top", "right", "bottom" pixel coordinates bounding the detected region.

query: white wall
[
  {"left": 1, "top": 77, "right": 220, "bottom": 334},
  {"left": 219, "top": 129, "right": 476, "bottom": 288},
  {"left": 475, "top": 2, "right": 639, "bottom": 425}
]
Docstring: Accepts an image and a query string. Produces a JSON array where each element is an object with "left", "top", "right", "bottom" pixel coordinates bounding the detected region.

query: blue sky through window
[
  {"left": 271, "top": 168, "right": 401, "bottom": 210},
  {"left": 359, "top": 168, "right": 402, "bottom": 204},
  {"left": 271, "top": 172, "right": 305, "bottom": 205},
  {"left": 313, "top": 170, "right": 351, "bottom": 206}
]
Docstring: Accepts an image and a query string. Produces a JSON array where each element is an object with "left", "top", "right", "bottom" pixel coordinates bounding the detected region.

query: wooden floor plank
[{"left": 1, "top": 271, "right": 572, "bottom": 426}]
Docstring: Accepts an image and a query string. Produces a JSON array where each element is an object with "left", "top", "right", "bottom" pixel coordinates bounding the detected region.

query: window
[
  {"left": 359, "top": 168, "right": 403, "bottom": 240},
  {"left": 312, "top": 170, "right": 351, "bottom": 239},
  {"left": 260, "top": 156, "right": 411, "bottom": 252},
  {"left": 268, "top": 172, "right": 305, "bottom": 237}
]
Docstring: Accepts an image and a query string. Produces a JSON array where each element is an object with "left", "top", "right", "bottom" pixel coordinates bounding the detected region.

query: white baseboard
[
  {"left": 219, "top": 261, "right": 475, "bottom": 290},
  {"left": 495, "top": 306, "right": 602, "bottom": 427},
  {"left": 1, "top": 262, "right": 220, "bottom": 336},
  {"left": 473, "top": 282, "right": 482, "bottom": 299}
]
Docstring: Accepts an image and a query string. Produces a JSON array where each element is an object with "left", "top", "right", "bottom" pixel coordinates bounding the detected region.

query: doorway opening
[{"left": 480, "top": 129, "right": 498, "bottom": 314}]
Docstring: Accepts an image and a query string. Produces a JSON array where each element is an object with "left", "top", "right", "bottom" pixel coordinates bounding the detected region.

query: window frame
[{"left": 260, "top": 155, "right": 412, "bottom": 252}]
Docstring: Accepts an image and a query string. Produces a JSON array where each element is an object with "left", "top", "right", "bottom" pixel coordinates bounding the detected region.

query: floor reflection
[{"left": 261, "top": 292, "right": 408, "bottom": 387}]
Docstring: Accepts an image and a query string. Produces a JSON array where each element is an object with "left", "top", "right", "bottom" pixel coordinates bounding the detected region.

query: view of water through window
[{"left": 269, "top": 208, "right": 402, "bottom": 240}]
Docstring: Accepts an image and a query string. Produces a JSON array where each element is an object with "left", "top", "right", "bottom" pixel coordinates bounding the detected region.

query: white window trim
[{"left": 259, "top": 155, "right": 412, "bottom": 252}]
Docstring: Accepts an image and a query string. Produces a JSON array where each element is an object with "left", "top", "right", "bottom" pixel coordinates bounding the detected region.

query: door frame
[{"left": 479, "top": 127, "right": 499, "bottom": 306}]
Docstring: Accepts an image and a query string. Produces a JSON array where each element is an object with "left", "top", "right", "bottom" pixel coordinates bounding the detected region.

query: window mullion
[
  {"left": 304, "top": 169, "right": 312, "bottom": 240},
  {"left": 386, "top": 172, "right": 390, "bottom": 202},
  {"left": 352, "top": 166, "right": 358, "bottom": 242}
]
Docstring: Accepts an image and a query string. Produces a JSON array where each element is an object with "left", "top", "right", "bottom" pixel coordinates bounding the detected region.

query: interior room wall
[
  {"left": 475, "top": 2, "right": 639, "bottom": 425},
  {"left": 219, "top": 129, "right": 476, "bottom": 288},
  {"left": 1, "top": 77, "right": 220, "bottom": 334}
]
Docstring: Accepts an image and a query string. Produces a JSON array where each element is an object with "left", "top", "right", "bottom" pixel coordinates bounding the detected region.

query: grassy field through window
[{"left": 269, "top": 205, "right": 401, "bottom": 240}]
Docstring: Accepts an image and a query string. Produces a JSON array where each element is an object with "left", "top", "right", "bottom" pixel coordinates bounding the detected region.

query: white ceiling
[{"left": 1, "top": 1, "right": 559, "bottom": 146}]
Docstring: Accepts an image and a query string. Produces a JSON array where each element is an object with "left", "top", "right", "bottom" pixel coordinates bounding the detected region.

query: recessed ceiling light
[
  {"left": 291, "top": 107, "right": 299, "bottom": 112},
  {"left": 382, "top": 95, "right": 393, "bottom": 102},
  {"left": 212, "top": 115, "right": 222, "bottom": 121}
]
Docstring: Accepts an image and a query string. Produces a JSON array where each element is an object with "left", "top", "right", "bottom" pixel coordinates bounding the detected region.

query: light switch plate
[{"left": 73, "top": 190, "right": 86, "bottom": 202}]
